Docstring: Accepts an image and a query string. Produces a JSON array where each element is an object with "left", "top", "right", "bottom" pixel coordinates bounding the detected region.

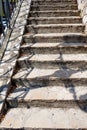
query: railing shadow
[
  {"left": 58, "top": 52, "right": 87, "bottom": 112},
  {"left": 6, "top": 47, "right": 87, "bottom": 112}
]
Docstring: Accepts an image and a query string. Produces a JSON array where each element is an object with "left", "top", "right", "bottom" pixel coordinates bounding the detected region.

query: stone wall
[{"left": 77, "top": 0, "right": 87, "bottom": 24}]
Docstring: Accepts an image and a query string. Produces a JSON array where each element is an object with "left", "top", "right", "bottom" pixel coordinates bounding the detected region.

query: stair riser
[
  {"left": 17, "top": 60, "right": 87, "bottom": 69},
  {"left": 29, "top": 11, "right": 80, "bottom": 17},
  {"left": 23, "top": 36, "right": 87, "bottom": 43},
  {"left": 28, "top": 18, "right": 82, "bottom": 24},
  {"left": 31, "top": 0, "right": 77, "bottom": 5},
  {"left": 32, "top": 0, "right": 77, "bottom": 2},
  {"left": 32, "top": 2, "right": 77, "bottom": 5},
  {"left": 32, "top": 0, "right": 77, "bottom": 3},
  {"left": 30, "top": 5, "right": 78, "bottom": 11},
  {"left": 12, "top": 78, "right": 87, "bottom": 87},
  {"left": 7, "top": 100, "right": 86, "bottom": 109},
  {"left": 31, "top": 1, "right": 77, "bottom": 6},
  {"left": 26, "top": 26, "right": 85, "bottom": 33},
  {"left": 20, "top": 46, "right": 87, "bottom": 54}
]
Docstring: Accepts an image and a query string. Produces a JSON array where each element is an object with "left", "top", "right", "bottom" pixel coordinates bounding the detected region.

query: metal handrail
[{"left": 0, "top": 0, "right": 19, "bottom": 46}]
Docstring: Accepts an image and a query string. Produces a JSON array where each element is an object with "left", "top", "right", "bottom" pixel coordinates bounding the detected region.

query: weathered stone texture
[
  {"left": 0, "top": 0, "right": 87, "bottom": 129},
  {"left": 1, "top": 108, "right": 87, "bottom": 129}
]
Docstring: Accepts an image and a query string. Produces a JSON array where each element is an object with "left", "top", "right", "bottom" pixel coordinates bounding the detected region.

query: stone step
[
  {"left": 12, "top": 68, "right": 87, "bottom": 87},
  {"left": 28, "top": 17, "right": 82, "bottom": 24},
  {"left": 32, "top": 0, "right": 77, "bottom": 2},
  {"left": 23, "top": 33, "right": 87, "bottom": 43},
  {"left": 1, "top": 107, "right": 87, "bottom": 129},
  {"left": 29, "top": 10, "right": 80, "bottom": 17},
  {"left": 20, "top": 42, "right": 87, "bottom": 54},
  {"left": 32, "top": 0, "right": 77, "bottom": 3},
  {"left": 7, "top": 86, "right": 87, "bottom": 108},
  {"left": 30, "top": 5, "right": 78, "bottom": 11},
  {"left": 17, "top": 54, "right": 87, "bottom": 69},
  {"left": 32, "top": 1, "right": 77, "bottom": 5},
  {"left": 26, "top": 24, "right": 85, "bottom": 33}
]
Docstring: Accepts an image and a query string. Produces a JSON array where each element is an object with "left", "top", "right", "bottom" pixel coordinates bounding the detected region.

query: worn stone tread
[
  {"left": 26, "top": 32, "right": 86, "bottom": 36},
  {"left": 27, "top": 68, "right": 87, "bottom": 79},
  {"left": 32, "top": 0, "right": 77, "bottom": 2},
  {"left": 30, "top": 10, "right": 80, "bottom": 13},
  {"left": 28, "top": 17, "right": 82, "bottom": 24},
  {"left": 23, "top": 32, "right": 87, "bottom": 43},
  {"left": 12, "top": 68, "right": 87, "bottom": 80},
  {"left": 30, "top": 4, "right": 77, "bottom": 6},
  {"left": 31, "top": 0, "right": 77, "bottom": 4},
  {"left": 0, "top": 107, "right": 87, "bottom": 129},
  {"left": 18, "top": 54, "right": 87, "bottom": 62},
  {"left": 17, "top": 53, "right": 87, "bottom": 69},
  {"left": 7, "top": 86, "right": 87, "bottom": 108},
  {"left": 29, "top": 16, "right": 82, "bottom": 20},
  {"left": 21, "top": 42, "right": 87, "bottom": 48},
  {"left": 20, "top": 42, "right": 87, "bottom": 54},
  {"left": 30, "top": 5, "right": 78, "bottom": 11},
  {"left": 32, "top": 4, "right": 77, "bottom": 6},
  {"left": 32, "top": 2, "right": 77, "bottom": 5},
  {"left": 26, "top": 24, "right": 85, "bottom": 33},
  {"left": 32, "top": 0, "right": 76, "bottom": 1},
  {"left": 23, "top": 33, "right": 86, "bottom": 38},
  {"left": 27, "top": 23, "right": 84, "bottom": 27},
  {"left": 30, "top": 10, "right": 80, "bottom": 17}
]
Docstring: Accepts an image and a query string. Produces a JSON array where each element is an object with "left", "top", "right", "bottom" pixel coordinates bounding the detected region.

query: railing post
[
  {"left": 0, "top": 0, "right": 21, "bottom": 47},
  {"left": 4, "top": 0, "right": 11, "bottom": 27},
  {"left": 0, "top": 0, "right": 5, "bottom": 36}
]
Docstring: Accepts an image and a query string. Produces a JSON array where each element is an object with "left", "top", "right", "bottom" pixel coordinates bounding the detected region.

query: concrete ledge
[
  {"left": 0, "top": 0, "right": 31, "bottom": 115},
  {"left": 0, "top": 0, "right": 23, "bottom": 61}
]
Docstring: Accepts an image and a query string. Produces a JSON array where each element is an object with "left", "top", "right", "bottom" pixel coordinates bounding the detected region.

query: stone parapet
[{"left": 0, "top": 0, "right": 31, "bottom": 117}]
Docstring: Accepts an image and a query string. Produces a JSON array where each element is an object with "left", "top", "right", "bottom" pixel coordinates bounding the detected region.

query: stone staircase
[{"left": 0, "top": 0, "right": 87, "bottom": 129}]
